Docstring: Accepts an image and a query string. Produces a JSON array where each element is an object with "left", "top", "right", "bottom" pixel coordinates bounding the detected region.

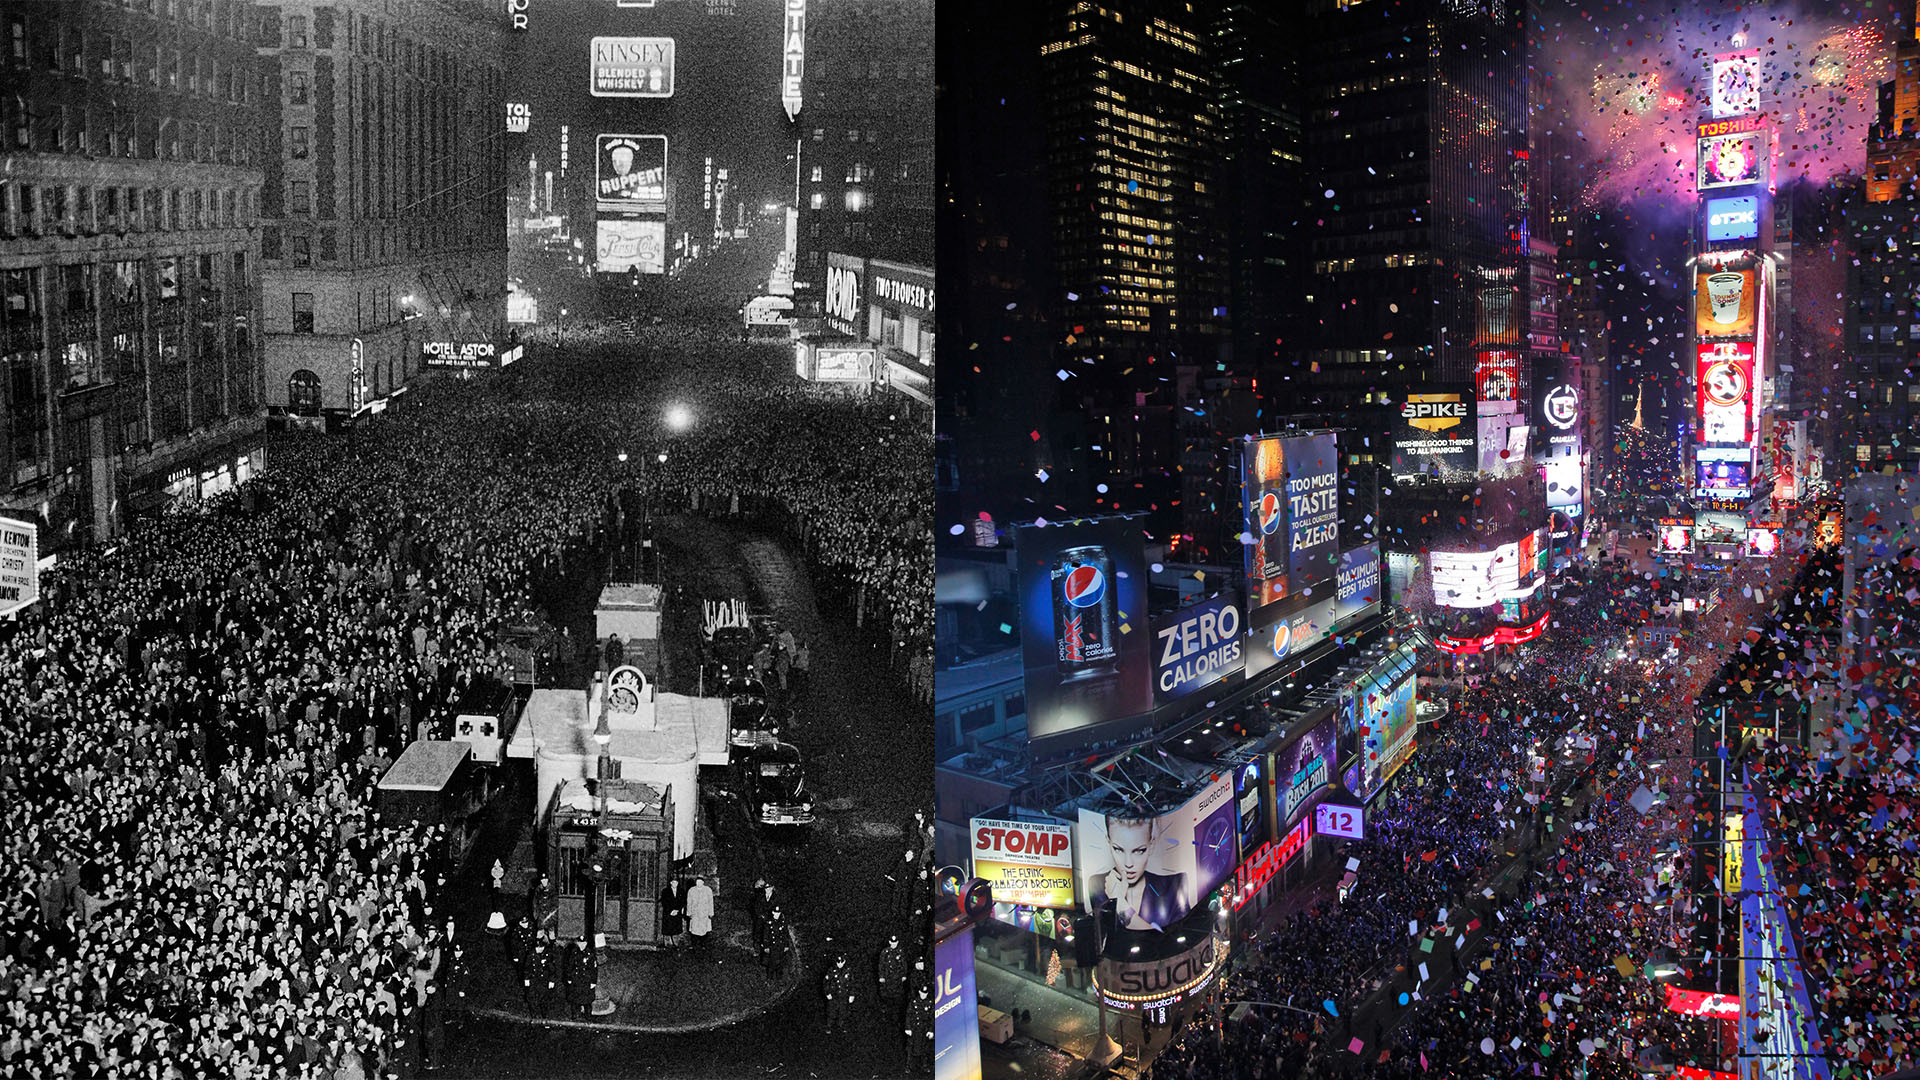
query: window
[
  {"left": 845, "top": 190, "right": 865, "bottom": 212},
  {"left": 287, "top": 15, "right": 307, "bottom": 48},
  {"left": 809, "top": 192, "right": 824, "bottom": 210},
  {"left": 809, "top": 165, "right": 822, "bottom": 182},
  {"left": 957, "top": 703, "right": 997, "bottom": 734},
  {"left": 288, "top": 369, "right": 321, "bottom": 414},
  {"left": 291, "top": 234, "right": 311, "bottom": 267},
  {"left": 290, "top": 180, "right": 311, "bottom": 215},
  {"left": 7, "top": 16, "right": 23, "bottom": 63},
  {"left": 289, "top": 69, "right": 309, "bottom": 104},
  {"left": 319, "top": 229, "right": 336, "bottom": 262},
  {"left": 290, "top": 126, "right": 309, "bottom": 159},
  {"left": 291, "top": 292, "right": 314, "bottom": 333},
  {"left": 6, "top": 349, "right": 50, "bottom": 485}
]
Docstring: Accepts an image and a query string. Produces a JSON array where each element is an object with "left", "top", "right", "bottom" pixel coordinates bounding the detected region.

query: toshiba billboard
[{"left": 970, "top": 818, "right": 1075, "bottom": 908}]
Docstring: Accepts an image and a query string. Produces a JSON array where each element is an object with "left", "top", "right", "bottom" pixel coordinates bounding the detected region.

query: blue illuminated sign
[{"left": 1705, "top": 196, "right": 1759, "bottom": 242}]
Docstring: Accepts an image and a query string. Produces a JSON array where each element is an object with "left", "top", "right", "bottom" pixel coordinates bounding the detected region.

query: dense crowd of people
[
  {"left": 1148, "top": 540, "right": 1805, "bottom": 1080},
  {"left": 0, "top": 322, "right": 930, "bottom": 1077}
]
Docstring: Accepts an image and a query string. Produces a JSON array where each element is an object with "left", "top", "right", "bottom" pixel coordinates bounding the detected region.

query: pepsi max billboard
[
  {"left": 1241, "top": 433, "right": 1341, "bottom": 616},
  {"left": 1334, "top": 545, "right": 1382, "bottom": 628},
  {"left": 1152, "top": 596, "right": 1244, "bottom": 704},
  {"left": 1015, "top": 518, "right": 1155, "bottom": 750},
  {"left": 1243, "top": 589, "right": 1336, "bottom": 683},
  {"left": 1705, "top": 195, "right": 1759, "bottom": 242}
]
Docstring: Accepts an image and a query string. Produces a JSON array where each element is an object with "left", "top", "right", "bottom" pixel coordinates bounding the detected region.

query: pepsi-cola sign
[
  {"left": 1016, "top": 518, "right": 1155, "bottom": 750},
  {"left": 1153, "top": 597, "right": 1243, "bottom": 702}
]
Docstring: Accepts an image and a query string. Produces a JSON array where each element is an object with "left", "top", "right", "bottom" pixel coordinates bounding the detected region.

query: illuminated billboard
[
  {"left": 1152, "top": 595, "right": 1244, "bottom": 704},
  {"left": 1391, "top": 389, "right": 1477, "bottom": 480},
  {"left": 1658, "top": 521, "right": 1694, "bottom": 554},
  {"left": 1697, "top": 129, "right": 1766, "bottom": 191},
  {"left": 1076, "top": 776, "right": 1235, "bottom": 931},
  {"left": 1696, "top": 342, "right": 1755, "bottom": 444},
  {"left": 1274, "top": 716, "right": 1337, "bottom": 827},
  {"left": 1744, "top": 526, "right": 1782, "bottom": 558},
  {"left": 1355, "top": 672, "right": 1416, "bottom": 800},
  {"left": 1532, "top": 357, "right": 1582, "bottom": 512},
  {"left": 1239, "top": 432, "right": 1339, "bottom": 612},
  {"left": 1709, "top": 50, "right": 1761, "bottom": 118},
  {"left": 596, "top": 135, "right": 667, "bottom": 213},
  {"left": 506, "top": 101, "right": 531, "bottom": 133},
  {"left": 1705, "top": 196, "right": 1759, "bottom": 242},
  {"left": 595, "top": 218, "right": 666, "bottom": 275},
  {"left": 1016, "top": 519, "right": 1155, "bottom": 750},
  {"left": 934, "top": 928, "right": 982, "bottom": 1080},
  {"left": 1474, "top": 350, "right": 1521, "bottom": 403},
  {"left": 810, "top": 347, "right": 872, "bottom": 382},
  {"left": 1695, "top": 266, "right": 1757, "bottom": 338},
  {"left": 1244, "top": 591, "right": 1336, "bottom": 682},
  {"left": 589, "top": 37, "right": 675, "bottom": 98},
  {"left": 824, "top": 252, "right": 865, "bottom": 337},
  {"left": 1695, "top": 457, "right": 1752, "bottom": 496},
  {"left": 1333, "top": 544, "right": 1382, "bottom": 628},
  {"left": 781, "top": 0, "right": 806, "bottom": 121},
  {"left": 969, "top": 819, "right": 1074, "bottom": 909}
]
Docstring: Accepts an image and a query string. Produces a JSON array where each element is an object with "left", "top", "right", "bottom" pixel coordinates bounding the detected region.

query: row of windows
[
  {"left": 1313, "top": 252, "right": 1432, "bottom": 273},
  {"left": 6, "top": 21, "right": 252, "bottom": 105},
  {"left": 0, "top": 183, "right": 251, "bottom": 240},
  {"left": 1857, "top": 324, "right": 1917, "bottom": 343},
  {"left": 2, "top": 256, "right": 249, "bottom": 325},
  {"left": 4, "top": 98, "right": 253, "bottom": 167}
]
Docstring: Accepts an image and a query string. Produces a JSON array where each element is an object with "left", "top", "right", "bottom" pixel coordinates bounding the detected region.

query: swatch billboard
[
  {"left": 1016, "top": 519, "right": 1155, "bottom": 750},
  {"left": 1152, "top": 595, "right": 1245, "bottom": 704},
  {"left": 1077, "top": 776, "right": 1235, "bottom": 932}
]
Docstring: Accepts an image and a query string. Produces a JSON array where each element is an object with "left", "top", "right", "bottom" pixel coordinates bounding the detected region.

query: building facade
[
  {"left": 1, "top": 0, "right": 266, "bottom": 550},
  {"left": 256, "top": 0, "right": 509, "bottom": 425},
  {"left": 790, "top": 0, "right": 933, "bottom": 324}
]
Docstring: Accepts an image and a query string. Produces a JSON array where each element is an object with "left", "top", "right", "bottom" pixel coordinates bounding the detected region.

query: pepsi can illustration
[{"left": 1052, "top": 546, "right": 1118, "bottom": 678}]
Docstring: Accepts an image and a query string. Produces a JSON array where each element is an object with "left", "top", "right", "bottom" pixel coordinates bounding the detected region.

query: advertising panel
[
  {"left": 596, "top": 135, "right": 668, "bottom": 213},
  {"left": 1705, "top": 195, "right": 1759, "bottom": 242},
  {"left": 781, "top": 0, "right": 806, "bottom": 121},
  {"left": 1709, "top": 50, "right": 1761, "bottom": 118},
  {"left": 419, "top": 341, "right": 498, "bottom": 369},
  {"left": 1723, "top": 812, "right": 1744, "bottom": 894},
  {"left": 1275, "top": 716, "right": 1338, "bottom": 826},
  {"left": 0, "top": 518, "right": 38, "bottom": 618},
  {"left": 1744, "top": 526, "right": 1782, "bottom": 558},
  {"left": 1428, "top": 548, "right": 1500, "bottom": 609},
  {"left": 1532, "top": 358, "right": 1582, "bottom": 512},
  {"left": 1695, "top": 457, "right": 1752, "bottom": 496},
  {"left": 1697, "top": 342, "right": 1755, "bottom": 444},
  {"left": 1357, "top": 673, "right": 1416, "bottom": 800},
  {"left": 811, "top": 347, "right": 873, "bottom": 382},
  {"left": 1391, "top": 389, "right": 1477, "bottom": 480},
  {"left": 1242, "top": 436, "right": 1290, "bottom": 610},
  {"left": 824, "top": 252, "right": 865, "bottom": 337},
  {"left": 1016, "top": 519, "right": 1155, "bottom": 748},
  {"left": 1695, "top": 266, "right": 1757, "bottom": 338},
  {"left": 506, "top": 293, "right": 539, "bottom": 324},
  {"left": 934, "top": 928, "right": 983, "bottom": 1080},
  {"left": 589, "top": 37, "right": 675, "bottom": 98},
  {"left": 1152, "top": 595, "right": 1244, "bottom": 703},
  {"left": 1474, "top": 350, "right": 1521, "bottom": 403},
  {"left": 1697, "top": 130, "right": 1766, "bottom": 191},
  {"left": 595, "top": 218, "right": 667, "bottom": 275},
  {"left": 1658, "top": 523, "right": 1694, "bottom": 554},
  {"left": 1282, "top": 433, "right": 1341, "bottom": 587},
  {"left": 506, "top": 101, "right": 531, "bottom": 133},
  {"left": 1076, "top": 776, "right": 1235, "bottom": 931},
  {"left": 1244, "top": 592, "right": 1336, "bottom": 682},
  {"left": 969, "top": 819, "right": 1074, "bottom": 909},
  {"left": 1314, "top": 803, "right": 1364, "bottom": 840},
  {"left": 1334, "top": 545, "right": 1382, "bottom": 628},
  {"left": 1233, "top": 759, "right": 1268, "bottom": 864}
]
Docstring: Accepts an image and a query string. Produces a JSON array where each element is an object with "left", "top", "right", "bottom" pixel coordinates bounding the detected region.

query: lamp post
[
  {"left": 558, "top": 306, "right": 569, "bottom": 349},
  {"left": 586, "top": 708, "right": 615, "bottom": 1016}
]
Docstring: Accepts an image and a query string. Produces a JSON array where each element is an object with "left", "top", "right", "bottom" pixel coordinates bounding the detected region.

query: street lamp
[
  {"left": 585, "top": 707, "right": 615, "bottom": 1016},
  {"left": 664, "top": 403, "right": 692, "bottom": 432},
  {"left": 558, "top": 306, "right": 569, "bottom": 348}
]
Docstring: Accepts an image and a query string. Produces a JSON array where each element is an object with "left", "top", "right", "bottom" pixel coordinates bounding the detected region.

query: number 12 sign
[{"left": 1314, "top": 803, "right": 1364, "bottom": 840}]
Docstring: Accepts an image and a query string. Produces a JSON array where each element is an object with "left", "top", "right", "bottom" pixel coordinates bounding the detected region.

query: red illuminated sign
[
  {"left": 1675, "top": 1069, "right": 1738, "bottom": 1080},
  {"left": 1664, "top": 986, "right": 1740, "bottom": 1018},
  {"left": 1274, "top": 817, "right": 1310, "bottom": 867},
  {"left": 1435, "top": 612, "right": 1549, "bottom": 655},
  {"left": 1696, "top": 113, "right": 1768, "bottom": 139}
]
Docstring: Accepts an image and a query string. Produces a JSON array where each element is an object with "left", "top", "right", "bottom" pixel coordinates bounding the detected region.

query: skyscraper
[{"left": 1040, "top": 0, "right": 1227, "bottom": 518}]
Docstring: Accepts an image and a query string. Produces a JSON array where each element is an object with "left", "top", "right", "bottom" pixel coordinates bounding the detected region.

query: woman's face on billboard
[{"left": 1107, "top": 819, "right": 1153, "bottom": 884}]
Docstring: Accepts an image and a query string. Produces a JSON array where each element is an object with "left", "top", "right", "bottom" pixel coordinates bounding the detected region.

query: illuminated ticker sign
[{"left": 781, "top": 0, "right": 806, "bottom": 121}]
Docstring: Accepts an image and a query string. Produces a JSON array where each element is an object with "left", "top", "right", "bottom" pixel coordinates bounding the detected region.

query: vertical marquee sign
[{"left": 781, "top": 0, "right": 806, "bottom": 120}]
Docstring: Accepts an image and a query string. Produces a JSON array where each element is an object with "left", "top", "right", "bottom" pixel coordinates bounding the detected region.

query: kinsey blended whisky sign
[{"left": 589, "top": 37, "right": 675, "bottom": 98}]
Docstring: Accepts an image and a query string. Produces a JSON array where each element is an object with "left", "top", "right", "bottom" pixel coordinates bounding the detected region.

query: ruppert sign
[
  {"left": 1152, "top": 596, "right": 1243, "bottom": 703},
  {"left": 589, "top": 37, "right": 675, "bottom": 98}
]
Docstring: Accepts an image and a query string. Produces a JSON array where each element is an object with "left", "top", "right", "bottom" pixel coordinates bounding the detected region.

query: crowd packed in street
[
  {"left": 0, "top": 325, "right": 931, "bottom": 1078},
  {"left": 1148, "top": 541, "right": 1803, "bottom": 1080}
]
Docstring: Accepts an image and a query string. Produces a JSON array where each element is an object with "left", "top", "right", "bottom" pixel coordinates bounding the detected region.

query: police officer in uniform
[
  {"left": 875, "top": 932, "right": 909, "bottom": 1021},
  {"left": 905, "top": 982, "right": 934, "bottom": 1073},
  {"left": 822, "top": 952, "right": 857, "bottom": 1034}
]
